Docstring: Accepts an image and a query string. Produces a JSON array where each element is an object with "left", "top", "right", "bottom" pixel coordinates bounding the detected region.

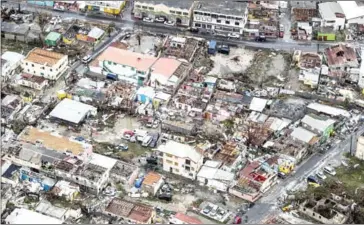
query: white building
[
  {"left": 90, "top": 47, "right": 157, "bottom": 85},
  {"left": 197, "top": 160, "right": 234, "bottom": 192},
  {"left": 16, "top": 73, "right": 48, "bottom": 90},
  {"left": 22, "top": 48, "right": 68, "bottom": 80},
  {"left": 156, "top": 141, "right": 203, "bottom": 180},
  {"left": 338, "top": 1, "right": 364, "bottom": 25},
  {"left": 359, "top": 48, "right": 364, "bottom": 89},
  {"left": 5, "top": 208, "right": 63, "bottom": 224},
  {"left": 134, "top": 0, "right": 195, "bottom": 26},
  {"left": 192, "top": 1, "right": 248, "bottom": 34},
  {"left": 318, "top": 2, "right": 345, "bottom": 31},
  {"left": 49, "top": 98, "right": 97, "bottom": 124},
  {"left": 1, "top": 51, "right": 25, "bottom": 77},
  {"left": 356, "top": 136, "right": 364, "bottom": 160}
]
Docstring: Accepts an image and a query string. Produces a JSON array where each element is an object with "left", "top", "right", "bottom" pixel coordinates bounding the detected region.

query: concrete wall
[
  {"left": 162, "top": 153, "right": 203, "bottom": 180},
  {"left": 355, "top": 136, "right": 364, "bottom": 160},
  {"left": 22, "top": 55, "right": 68, "bottom": 80}
]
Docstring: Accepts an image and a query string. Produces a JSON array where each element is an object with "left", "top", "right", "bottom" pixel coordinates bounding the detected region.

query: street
[{"left": 5, "top": 2, "right": 357, "bottom": 52}]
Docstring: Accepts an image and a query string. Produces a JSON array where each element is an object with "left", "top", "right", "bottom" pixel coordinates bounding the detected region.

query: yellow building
[{"left": 86, "top": 1, "right": 125, "bottom": 15}]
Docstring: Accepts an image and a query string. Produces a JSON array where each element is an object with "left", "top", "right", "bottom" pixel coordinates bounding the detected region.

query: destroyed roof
[
  {"left": 324, "top": 44, "right": 358, "bottom": 67},
  {"left": 195, "top": 1, "right": 248, "bottom": 16},
  {"left": 87, "top": 27, "right": 105, "bottom": 39},
  {"left": 97, "top": 47, "right": 157, "bottom": 71},
  {"left": 5, "top": 208, "right": 63, "bottom": 224},
  {"left": 197, "top": 166, "right": 234, "bottom": 181},
  {"left": 151, "top": 58, "right": 182, "bottom": 78},
  {"left": 18, "top": 126, "right": 86, "bottom": 155},
  {"left": 105, "top": 198, "right": 153, "bottom": 223},
  {"left": 1, "top": 22, "right": 29, "bottom": 35},
  {"left": 173, "top": 213, "right": 203, "bottom": 224},
  {"left": 136, "top": 0, "right": 195, "bottom": 9},
  {"left": 249, "top": 97, "right": 268, "bottom": 112},
  {"left": 110, "top": 160, "right": 138, "bottom": 178},
  {"left": 35, "top": 201, "right": 67, "bottom": 220},
  {"left": 307, "top": 102, "right": 350, "bottom": 117},
  {"left": 290, "top": 126, "right": 317, "bottom": 144},
  {"left": 49, "top": 98, "right": 97, "bottom": 124},
  {"left": 20, "top": 73, "right": 47, "bottom": 84},
  {"left": 89, "top": 153, "right": 117, "bottom": 170},
  {"left": 24, "top": 48, "right": 66, "bottom": 66},
  {"left": 19, "top": 142, "right": 67, "bottom": 164},
  {"left": 301, "top": 114, "right": 336, "bottom": 133},
  {"left": 157, "top": 141, "right": 203, "bottom": 163},
  {"left": 143, "top": 172, "right": 163, "bottom": 186},
  {"left": 319, "top": 2, "right": 344, "bottom": 19}
]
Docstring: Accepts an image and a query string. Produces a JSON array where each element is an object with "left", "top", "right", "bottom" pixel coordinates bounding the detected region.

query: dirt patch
[{"left": 208, "top": 47, "right": 255, "bottom": 77}]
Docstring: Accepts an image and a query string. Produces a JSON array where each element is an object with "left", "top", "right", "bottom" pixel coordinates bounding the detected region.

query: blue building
[
  {"left": 27, "top": 1, "right": 54, "bottom": 7},
  {"left": 136, "top": 86, "right": 156, "bottom": 104},
  {"left": 20, "top": 167, "right": 56, "bottom": 191}
]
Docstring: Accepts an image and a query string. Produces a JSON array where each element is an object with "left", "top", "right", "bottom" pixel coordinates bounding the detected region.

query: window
[
  {"left": 136, "top": 5, "right": 141, "bottom": 8},
  {"left": 183, "top": 12, "right": 188, "bottom": 16},
  {"left": 207, "top": 25, "right": 211, "bottom": 29},
  {"left": 26, "top": 62, "right": 28, "bottom": 65},
  {"left": 174, "top": 162, "right": 178, "bottom": 166},
  {"left": 148, "top": 7, "right": 154, "bottom": 10},
  {"left": 131, "top": 67, "right": 135, "bottom": 71},
  {"left": 195, "top": 23, "right": 201, "bottom": 27},
  {"left": 225, "top": 20, "right": 230, "bottom": 24},
  {"left": 313, "top": 213, "right": 315, "bottom": 216},
  {"left": 28, "top": 69, "right": 30, "bottom": 72},
  {"left": 142, "top": 6, "right": 147, "bottom": 9},
  {"left": 108, "top": 61, "right": 112, "bottom": 65},
  {"left": 217, "top": 19, "right": 221, "bottom": 23},
  {"left": 174, "top": 168, "right": 179, "bottom": 173},
  {"left": 113, "top": 62, "right": 116, "bottom": 65},
  {"left": 185, "top": 159, "right": 191, "bottom": 165},
  {"left": 41, "top": 67, "right": 45, "bottom": 70},
  {"left": 211, "top": 14, "right": 218, "bottom": 18},
  {"left": 170, "top": 10, "right": 175, "bottom": 14},
  {"left": 189, "top": 173, "right": 193, "bottom": 177},
  {"left": 40, "top": 72, "right": 44, "bottom": 76},
  {"left": 176, "top": 11, "right": 181, "bottom": 15},
  {"left": 50, "top": 69, "right": 52, "bottom": 72},
  {"left": 32, "top": 64, "right": 34, "bottom": 67},
  {"left": 122, "top": 65, "right": 125, "bottom": 68},
  {"left": 185, "top": 166, "right": 190, "bottom": 171},
  {"left": 235, "top": 22, "right": 240, "bottom": 26},
  {"left": 166, "top": 153, "right": 173, "bottom": 158},
  {"left": 203, "top": 13, "right": 210, "bottom": 16},
  {"left": 194, "top": 11, "right": 201, "bottom": 15}
]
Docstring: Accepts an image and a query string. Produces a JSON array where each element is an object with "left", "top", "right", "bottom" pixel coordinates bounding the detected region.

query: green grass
[{"left": 117, "top": 142, "right": 149, "bottom": 161}]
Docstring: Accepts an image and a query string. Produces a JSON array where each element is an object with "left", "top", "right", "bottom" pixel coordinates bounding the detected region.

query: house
[
  {"left": 22, "top": 48, "right": 68, "bottom": 80},
  {"left": 298, "top": 69, "right": 320, "bottom": 88},
  {"left": 307, "top": 102, "right": 350, "bottom": 118},
  {"left": 169, "top": 213, "right": 203, "bottom": 224},
  {"left": 301, "top": 114, "right": 335, "bottom": 140},
  {"left": 5, "top": 208, "right": 63, "bottom": 224},
  {"left": 152, "top": 92, "right": 171, "bottom": 109},
  {"left": 45, "top": 32, "right": 62, "bottom": 47},
  {"left": 51, "top": 180, "right": 80, "bottom": 201},
  {"left": 109, "top": 160, "right": 139, "bottom": 185},
  {"left": 136, "top": 86, "right": 156, "bottom": 104},
  {"left": 85, "top": 1, "right": 126, "bottom": 15},
  {"left": 197, "top": 161, "right": 234, "bottom": 192},
  {"left": 133, "top": 0, "right": 195, "bottom": 26},
  {"left": 338, "top": 1, "right": 364, "bottom": 25},
  {"left": 150, "top": 58, "right": 190, "bottom": 93},
  {"left": 141, "top": 172, "right": 164, "bottom": 196},
  {"left": 324, "top": 44, "right": 359, "bottom": 70},
  {"left": 290, "top": 126, "right": 319, "bottom": 145},
  {"left": 16, "top": 73, "right": 48, "bottom": 90},
  {"left": 1, "top": 51, "right": 25, "bottom": 77},
  {"left": 89, "top": 47, "right": 157, "bottom": 85},
  {"left": 49, "top": 98, "right": 97, "bottom": 125},
  {"left": 156, "top": 141, "right": 204, "bottom": 180},
  {"left": 318, "top": 2, "right": 345, "bottom": 31},
  {"left": 1, "top": 95, "right": 23, "bottom": 123},
  {"left": 104, "top": 198, "right": 155, "bottom": 224},
  {"left": 249, "top": 97, "right": 268, "bottom": 112},
  {"left": 1, "top": 22, "right": 41, "bottom": 43},
  {"left": 193, "top": 1, "right": 248, "bottom": 34},
  {"left": 87, "top": 27, "right": 105, "bottom": 43}
]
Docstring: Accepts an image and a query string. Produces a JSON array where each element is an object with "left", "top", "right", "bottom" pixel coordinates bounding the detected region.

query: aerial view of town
[{"left": 1, "top": 0, "right": 364, "bottom": 224}]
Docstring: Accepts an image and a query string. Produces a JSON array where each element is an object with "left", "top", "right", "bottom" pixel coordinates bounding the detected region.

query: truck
[{"left": 208, "top": 40, "right": 217, "bottom": 55}]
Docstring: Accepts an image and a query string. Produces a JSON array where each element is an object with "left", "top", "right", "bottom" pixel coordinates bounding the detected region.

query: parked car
[
  {"left": 324, "top": 166, "right": 336, "bottom": 176},
  {"left": 316, "top": 171, "right": 327, "bottom": 180},
  {"left": 117, "top": 143, "right": 129, "bottom": 151},
  {"left": 189, "top": 27, "right": 199, "bottom": 33},
  {"left": 82, "top": 55, "right": 92, "bottom": 64},
  {"left": 255, "top": 35, "right": 266, "bottom": 42},
  {"left": 203, "top": 205, "right": 213, "bottom": 214},
  {"left": 228, "top": 32, "right": 240, "bottom": 39},
  {"left": 215, "top": 32, "right": 228, "bottom": 37},
  {"left": 149, "top": 133, "right": 160, "bottom": 148},
  {"left": 164, "top": 20, "right": 175, "bottom": 26},
  {"left": 130, "top": 135, "right": 136, "bottom": 143},
  {"left": 210, "top": 205, "right": 219, "bottom": 217},
  {"left": 142, "top": 135, "right": 153, "bottom": 147},
  {"left": 278, "top": 172, "right": 286, "bottom": 179},
  {"left": 143, "top": 17, "right": 154, "bottom": 23},
  {"left": 155, "top": 17, "right": 165, "bottom": 23}
]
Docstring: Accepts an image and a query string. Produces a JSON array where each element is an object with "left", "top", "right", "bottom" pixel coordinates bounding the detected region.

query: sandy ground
[{"left": 208, "top": 47, "right": 255, "bottom": 77}]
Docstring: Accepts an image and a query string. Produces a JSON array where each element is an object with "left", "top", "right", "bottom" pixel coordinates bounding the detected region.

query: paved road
[
  {"left": 7, "top": 2, "right": 358, "bottom": 52},
  {"left": 245, "top": 126, "right": 364, "bottom": 223}
]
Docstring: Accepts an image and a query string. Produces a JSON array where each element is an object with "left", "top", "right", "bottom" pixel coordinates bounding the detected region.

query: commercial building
[
  {"left": 318, "top": 2, "right": 345, "bottom": 31},
  {"left": 45, "top": 32, "right": 62, "bottom": 47},
  {"left": 192, "top": 1, "right": 248, "bottom": 34},
  {"left": 338, "top": 1, "right": 364, "bottom": 25},
  {"left": 5, "top": 208, "right": 63, "bottom": 224},
  {"left": 156, "top": 141, "right": 203, "bottom": 180},
  {"left": 133, "top": 0, "right": 195, "bottom": 26},
  {"left": 83, "top": 1, "right": 126, "bottom": 15},
  {"left": 22, "top": 48, "right": 68, "bottom": 80}
]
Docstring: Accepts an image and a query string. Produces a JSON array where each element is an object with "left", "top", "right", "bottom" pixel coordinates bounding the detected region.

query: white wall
[
  {"left": 320, "top": 17, "right": 345, "bottom": 31},
  {"left": 356, "top": 136, "right": 364, "bottom": 160},
  {"left": 22, "top": 55, "right": 68, "bottom": 80},
  {"left": 100, "top": 60, "right": 148, "bottom": 84},
  {"left": 2, "top": 60, "right": 22, "bottom": 77},
  {"left": 162, "top": 153, "right": 203, "bottom": 180}
]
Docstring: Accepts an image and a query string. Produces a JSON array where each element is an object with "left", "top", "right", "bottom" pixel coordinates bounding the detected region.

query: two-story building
[
  {"left": 22, "top": 48, "right": 68, "bottom": 81},
  {"left": 319, "top": 2, "right": 345, "bottom": 31},
  {"left": 1, "top": 51, "right": 25, "bottom": 78},
  {"left": 192, "top": 1, "right": 248, "bottom": 34},
  {"left": 133, "top": 0, "right": 195, "bottom": 26},
  {"left": 90, "top": 47, "right": 157, "bottom": 86},
  {"left": 156, "top": 141, "right": 203, "bottom": 180}
]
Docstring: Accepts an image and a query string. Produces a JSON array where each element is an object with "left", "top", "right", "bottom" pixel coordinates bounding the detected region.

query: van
[
  {"left": 142, "top": 135, "right": 152, "bottom": 147},
  {"left": 134, "top": 129, "right": 148, "bottom": 142}
]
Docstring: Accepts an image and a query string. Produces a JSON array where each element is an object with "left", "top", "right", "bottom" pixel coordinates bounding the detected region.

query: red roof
[{"left": 174, "top": 213, "right": 203, "bottom": 224}]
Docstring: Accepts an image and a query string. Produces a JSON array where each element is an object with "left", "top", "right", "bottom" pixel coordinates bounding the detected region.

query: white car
[
  {"left": 316, "top": 171, "right": 327, "bottom": 180},
  {"left": 164, "top": 21, "right": 175, "bottom": 26},
  {"left": 143, "top": 17, "right": 154, "bottom": 23},
  {"left": 228, "top": 32, "right": 240, "bottom": 39},
  {"left": 215, "top": 32, "right": 228, "bottom": 37},
  {"left": 82, "top": 55, "right": 92, "bottom": 64},
  {"left": 155, "top": 17, "right": 165, "bottom": 23},
  {"left": 324, "top": 166, "right": 336, "bottom": 176}
]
